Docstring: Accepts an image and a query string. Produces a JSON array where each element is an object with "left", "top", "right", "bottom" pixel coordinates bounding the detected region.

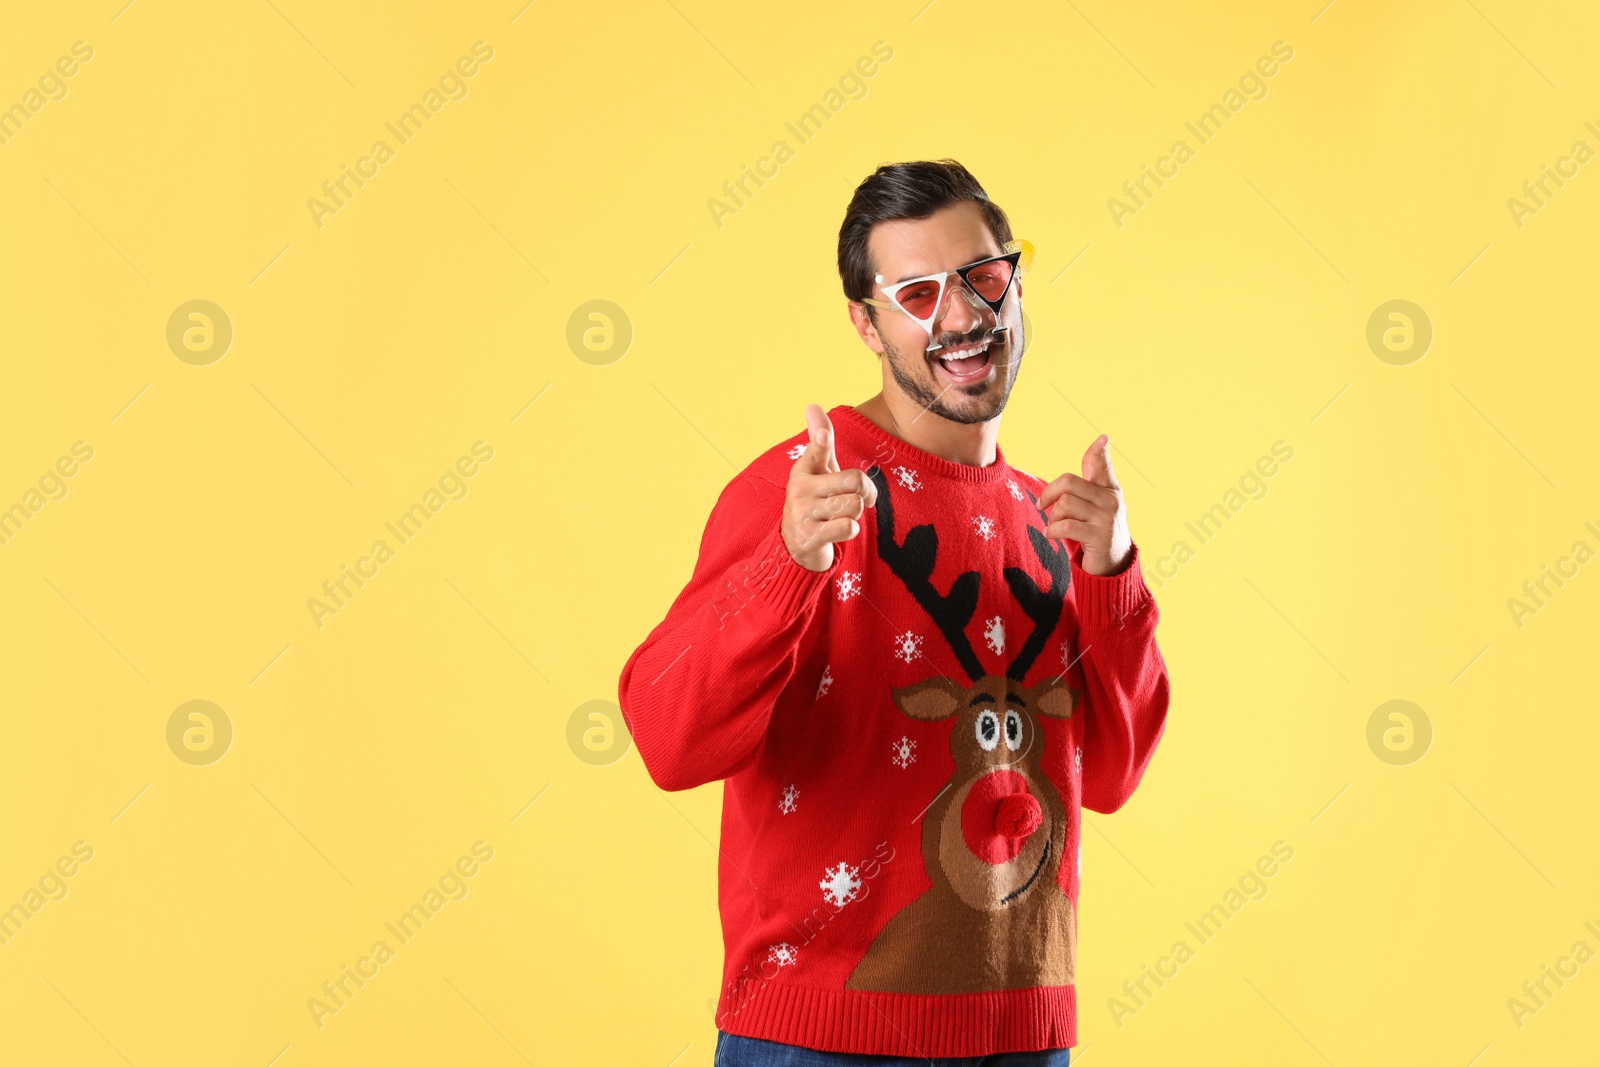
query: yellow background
[{"left": 2, "top": 0, "right": 1596, "bottom": 1063}]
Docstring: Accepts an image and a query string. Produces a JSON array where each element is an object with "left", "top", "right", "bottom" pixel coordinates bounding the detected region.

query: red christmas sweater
[{"left": 618, "top": 404, "right": 1170, "bottom": 1057}]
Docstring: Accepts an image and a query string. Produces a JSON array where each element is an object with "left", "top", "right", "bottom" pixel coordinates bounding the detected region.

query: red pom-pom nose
[{"left": 995, "top": 793, "right": 1042, "bottom": 839}]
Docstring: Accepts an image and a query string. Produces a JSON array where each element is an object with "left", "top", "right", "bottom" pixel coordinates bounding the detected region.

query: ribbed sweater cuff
[
  {"left": 1071, "top": 541, "right": 1153, "bottom": 631},
  {"left": 746, "top": 524, "right": 837, "bottom": 620}
]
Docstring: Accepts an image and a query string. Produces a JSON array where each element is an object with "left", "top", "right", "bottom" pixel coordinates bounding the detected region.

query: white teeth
[{"left": 937, "top": 341, "right": 990, "bottom": 361}]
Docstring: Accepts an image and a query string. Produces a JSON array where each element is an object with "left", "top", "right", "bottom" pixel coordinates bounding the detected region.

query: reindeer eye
[
  {"left": 1004, "top": 709, "right": 1023, "bottom": 751},
  {"left": 975, "top": 709, "right": 1000, "bottom": 751}
]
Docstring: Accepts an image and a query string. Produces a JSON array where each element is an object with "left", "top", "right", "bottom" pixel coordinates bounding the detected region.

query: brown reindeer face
[{"left": 894, "top": 674, "right": 1078, "bottom": 910}]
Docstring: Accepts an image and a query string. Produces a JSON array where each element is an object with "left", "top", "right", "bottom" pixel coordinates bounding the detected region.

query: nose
[
  {"left": 996, "top": 793, "right": 1042, "bottom": 838},
  {"left": 934, "top": 278, "right": 990, "bottom": 339},
  {"left": 961, "top": 769, "right": 1042, "bottom": 865}
]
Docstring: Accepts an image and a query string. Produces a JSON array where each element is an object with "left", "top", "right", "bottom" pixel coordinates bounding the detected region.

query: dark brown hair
[{"left": 837, "top": 159, "right": 1014, "bottom": 325}]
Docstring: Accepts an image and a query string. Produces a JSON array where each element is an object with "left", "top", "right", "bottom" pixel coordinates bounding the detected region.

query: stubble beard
[{"left": 878, "top": 314, "right": 1025, "bottom": 426}]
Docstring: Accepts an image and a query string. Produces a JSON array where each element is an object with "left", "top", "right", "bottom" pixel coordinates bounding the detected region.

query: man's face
[{"left": 851, "top": 200, "right": 1026, "bottom": 425}]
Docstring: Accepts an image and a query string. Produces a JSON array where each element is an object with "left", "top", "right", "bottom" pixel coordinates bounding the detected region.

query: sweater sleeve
[
  {"left": 1068, "top": 541, "right": 1170, "bottom": 814},
  {"left": 617, "top": 469, "right": 839, "bottom": 792}
]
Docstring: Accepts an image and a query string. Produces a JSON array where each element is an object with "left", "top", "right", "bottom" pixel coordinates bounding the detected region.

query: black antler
[
  {"left": 1004, "top": 488, "right": 1072, "bottom": 680},
  {"left": 868, "top": 466, "right": 985, "bottom": 682}
]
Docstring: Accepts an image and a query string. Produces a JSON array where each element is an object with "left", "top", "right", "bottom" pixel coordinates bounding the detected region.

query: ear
[
  {"left": 1033, "top": 679, "right": 1080, "bottom": 719},
  {"left": 893, "top": 676, "right": 966, "bottom": 721},
  {"left": 847, "top": 300, "right": 885, "bottom": 356}
]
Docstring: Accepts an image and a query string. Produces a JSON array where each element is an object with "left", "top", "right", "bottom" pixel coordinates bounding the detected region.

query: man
[{"left": 618, "top": 159, "right": 1170, "bottom": 1065}]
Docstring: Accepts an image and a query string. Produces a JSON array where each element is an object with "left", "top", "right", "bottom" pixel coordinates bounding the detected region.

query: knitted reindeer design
[{"left": 846, "top": 465, "right": 1083, "bottom": 994}]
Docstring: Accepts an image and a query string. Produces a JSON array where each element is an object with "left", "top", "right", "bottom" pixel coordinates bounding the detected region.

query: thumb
[
  {"left": 798, "top": 403, "right": 841, "bottom": 474},
  {"left": 1081, "top": 433, "right": 1117, "bottom": 487}
]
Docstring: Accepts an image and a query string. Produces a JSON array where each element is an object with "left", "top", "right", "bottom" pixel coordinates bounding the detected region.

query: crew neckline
[{"left": 831, "top": 404, "right": 1012, "bottom": 485}]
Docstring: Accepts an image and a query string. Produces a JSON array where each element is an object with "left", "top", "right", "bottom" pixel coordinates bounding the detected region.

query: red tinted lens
[
  {"left": 965, "top": 259, "right": 1015, "bottom": 303},
  {"left": 894, "top": 279, "right": 945, "bottom": 318}
]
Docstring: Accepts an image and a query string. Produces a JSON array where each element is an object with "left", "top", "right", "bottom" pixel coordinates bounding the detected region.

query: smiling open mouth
[{"left": 932, "top": 339, "right": 995, "bottom": 385}]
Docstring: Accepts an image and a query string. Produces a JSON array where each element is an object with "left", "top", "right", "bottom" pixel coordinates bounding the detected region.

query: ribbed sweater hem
[{"left": 718, "top": 981, "right": 1076, "bottom": 1057}]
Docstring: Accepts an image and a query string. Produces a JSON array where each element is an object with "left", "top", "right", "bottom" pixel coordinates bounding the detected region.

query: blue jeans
[{"left": 715, "top": 1031, "right": 1071, "bottom": 1066}]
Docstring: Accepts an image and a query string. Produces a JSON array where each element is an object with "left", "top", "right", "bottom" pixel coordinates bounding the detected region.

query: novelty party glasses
[{"left": 859, "top": 239, "right": 1035, "bottom": 344}]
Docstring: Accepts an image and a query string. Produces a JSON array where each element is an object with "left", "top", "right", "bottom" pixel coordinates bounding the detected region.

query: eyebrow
[{"left": 887, "top": 249, "right": 1002, "bottom": 286}]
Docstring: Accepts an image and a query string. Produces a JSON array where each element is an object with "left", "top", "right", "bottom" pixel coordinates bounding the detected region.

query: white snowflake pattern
[
  {"left": 891, "top": 735, "right": 917, "bottom": 768},
  {"left": 1006, "top": 479, "right": 1026, "bottom": 501},
  {"left": 786, "top": 442, "right": 807, "bottom": 460},
  {"left": 778, "top": 784, "right": 799, "bottom": 814},
  {"left": 766, "top": 942, "right": 799, "bottom": 968},
  {"left": 971, "top": 515, "right": 997, "bottom": 541},
  {"left": 1075, "top": 745, "right": 1083, "bottom": 774},
  {"left": 835, "top": 571, "right": 862, "bottom": 602},
  {"left": 1060, "top": 636, "right": 1078, "bottom": 670},
  {"left": 892, "top": 466, "right": 922, "bottom": 492},
  {"left": 815, "top": 664, "right": 834, "bottom": 699},
  {"left": 983, "top": 615, "right": 1005, "bottom": 655},
  {"left": 892, "top": 630, "right": 924, "bottom": 663},
  {"left": 820, "top": 862, "right": 863, "bottom": 907}
]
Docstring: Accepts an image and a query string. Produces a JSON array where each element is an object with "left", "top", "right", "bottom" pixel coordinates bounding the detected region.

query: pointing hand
[
  {"left": 1037, "top": 434, "right": 1132, "bottom": 577},
  {"left": 781, "top": 404, "right": 878, "bottom": 572}
]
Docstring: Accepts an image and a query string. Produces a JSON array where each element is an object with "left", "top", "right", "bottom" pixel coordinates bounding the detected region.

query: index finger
[
  {"left": 1036, "top": 473, "right": 1072, "bottom": 512},
  {"left": 796, "top": 403, "right": 841, "bottom": 475}
]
